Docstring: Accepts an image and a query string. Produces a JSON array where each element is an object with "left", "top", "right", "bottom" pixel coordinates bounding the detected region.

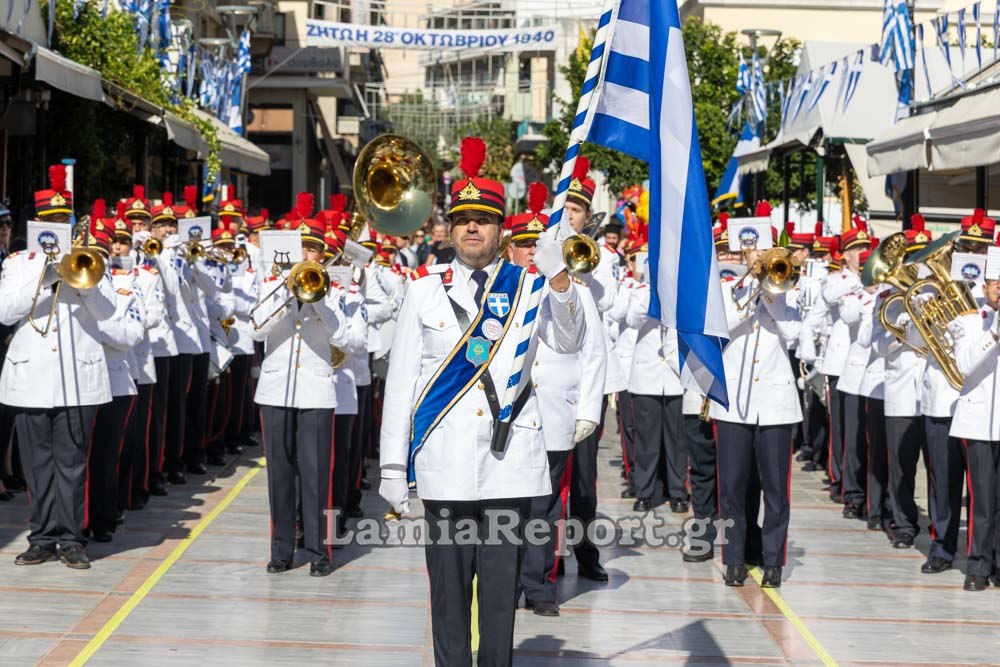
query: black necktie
[{"left": 471, "top": 269, "right": 488, "bottom": 305}]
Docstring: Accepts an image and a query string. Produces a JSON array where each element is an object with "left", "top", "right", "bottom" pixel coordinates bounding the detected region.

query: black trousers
[
  {"left": 226, "top": 355, "right": 253, "bottom": 440},
  {"left": 16, "top": 405, "right": 98, "bottom": 549},
  {"left": 865, "top": 398, "right": 888, "bottom": 520},
  {"left": 260, "top": 405, "right": 335, "bottom": 563},
  {"left": 631, "top": 393, "right": 685, "bottom": 502},
  {"left": 716, "top": 421, "right": 793, "bottom": 567},
  {"left": 961, "top": 440, "right": 1000, "bottom": 577},
  {"left": 184, "top": 353, "right": 210, "bottom": 467},
  {"left": 618, "top": 390, "right": 638, "bottom": 483},
  {"left": 826, "top": 376, "right": 844, "bottom": 496},
  {"left": 841, "top": 391, "right": 868, "bottom": 505},
  {"left": 347, "top": 383, "right": 372, "bottom": 511},
  {"left": 119, "top": 383, "right": 154, "bottom": 509},
  {"left": 149, "top": 356, "right": 171, "bottom": 485},
  {"left": 885, "top": 415, "right": 925, "bottom": 539},
  {"left": 163, "top": 354, "right": 192, "bottom": 474},
  {"left": 570, "top": 397, "right": 604, "bottom": 569},
  {"left": 805, "top": 385, "right": 828, "bottom": 468},
  {"left": 925, "top": 416, "right": 966, "bottom": 562},
  {"left": 520, "top": 449, "right": 572, "bottom": 605},
  {"left": 88, "top": 395, "right": 135, "bottom": 534},
  {"left": 685, "top": 415, "right": 718, "bottom": 544},
  {"left": 330, "top": 412, "right": 354, "bottom": 534},
  {"left": 424, "top": 497, "right": 532, "bottom": 667}
]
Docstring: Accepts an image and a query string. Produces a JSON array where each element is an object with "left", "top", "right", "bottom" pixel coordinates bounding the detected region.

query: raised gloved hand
[
  {"left": 132, "top": 230, "right": 151, "bottom": 249},
  {"left": 573, "top": 419, "right": 598, "bottom": 443},
  {"left": 532, "top": 232, "right": 568, "bottom": 278},
  {"left": 379, "top": 471, "right": 410, "bottom": 515}
]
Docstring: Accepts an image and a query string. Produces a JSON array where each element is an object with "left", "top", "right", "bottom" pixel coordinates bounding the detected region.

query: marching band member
[
  {"left": 949, "top": 263, "right": 1000, "bottom": 591},
  {"left": 86, "top": 205, "right": 144, "bottom": 542},
  {"left": 379, "top": 138, "right": 584, "bottom": 663},
  {"left": 222, "top": 220, "right": 260, "bottom": 454},
  {"left": 202, "top": 220, "right": 238, "bottom": 464},
  {"left": 510, "top": 183, "right": 606, "bottom": 617},
  {"left": 784, "top": 223, "right": 817, "bottom": 460},
  {"left": 880, "top": 220, "right": 931, "bottom": 549},
  {"left": 711, "top": 222, "right": 802, "bottom": 588},
  {"left": 253, "top": 194, "right": 347, "bottom": 577},
  {"left": 2, "top": 166, "right": 116, "bottom": 568}
]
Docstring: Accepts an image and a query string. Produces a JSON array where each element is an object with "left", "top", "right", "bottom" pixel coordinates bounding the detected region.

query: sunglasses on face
[{"left": 512, "top": 239, "right": 536, "bottom": 249}]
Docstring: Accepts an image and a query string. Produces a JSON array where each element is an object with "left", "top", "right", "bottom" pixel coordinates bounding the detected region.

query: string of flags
[{"left": 733, "top": 0, "right": 1000, "bottom": 136}]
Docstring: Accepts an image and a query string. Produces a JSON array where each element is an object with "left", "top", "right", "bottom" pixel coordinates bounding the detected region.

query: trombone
[
  {"left": 731, "top": 247, "right": 800, "bottom": 311},
  {"left": 250, "top": 260, "right": 332, "bottom": 330},
  {"left": 29, "top": 242, "right": 107, "bottom": 336}
]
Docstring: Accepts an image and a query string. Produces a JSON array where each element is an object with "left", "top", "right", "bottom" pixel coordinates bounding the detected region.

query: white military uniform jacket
[
  {"left": 950, "top": 307, "right": 1000, "bottom": 440},
  {"left": 856, "top": 291, "right": 885, "bottom": 400},
  {"left": 131, "top": 263, "right": 164, "bottom": 385},
  {"left": 608, "top": 273, "right": 640, "bottom": 375},
  {"left": 709, "top": 278, "right": 803, "bottom": 425},
  {"left": 797, "top": 270, "right": 831, "bottom": 365},
  {"left": 159, "top": 240, "right": 203, "bottom": 355},
  {"left": 0, "top": 251, "right": 116, "bottom": 408},
  {"left": 251, "top": 273, "right": 347, "bottom": 410},
  {"left": 331, "top": 285, "right": 369, "bottom": 416},
  {"left": 872, "top": 290, "right": 925, "bottom": 417},
  {"left": 534, "top": 285, "right": 606, "bottom": 452},
  {"left": 100, "top": 273, "right": 145, "bottom": 397},
  {"left": 819, "top": 268, "right": 863, "bottom": 377},
  {"left": 833, "top": 287, "right": 869, "bottom": 396},
  {"left": 380, "top": 258, "right": 584, "bottom": 501},
  {"left": 625, "top": 284, "right": 684, "bottom": 396},
  {"left": 228, "top": 262, "right": 259, "bottom": 356}
]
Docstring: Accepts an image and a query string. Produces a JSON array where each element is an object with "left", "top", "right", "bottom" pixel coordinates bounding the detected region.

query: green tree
[{"left": 452, "top": 117, "right": 518, "bottom": 183}]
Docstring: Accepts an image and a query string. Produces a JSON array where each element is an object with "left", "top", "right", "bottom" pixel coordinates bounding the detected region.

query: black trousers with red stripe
[
  {"left": 961, "top": 440, "right": 1000, "bottom": 577},
  {"left": 618, "top": 390, "right": 638, "bottom": 483},
  {"left": 885, "top": 415, "right": 925, "bottom": 539},
  {"left": 865, "top": 398, "right": 888, "bottom": 521},
  {"left": 260, "top": 405, "right": 334, "bottom": 563},
  {"left": 570, "top": 395, "right": 606, "bottom": 568},
  {"left": 716, "top": 420, "right": 793, "bottom": 567},
  {"left": 88, "top": 395, "right": 135, "bottom": 534},
  {"left": 347, "top": 383, "right": 372, "bottom": 512},
  {"left": 183, "top": 353, "right": 211, "bottom": 467},
  {"left": 163, "top": 354, "right": 192, "bottom": 475},
  {"left": 841, "top": 390, "right": 868, "bottom": 505},
  {"left": 330, "top": 412, "right": 355, "bottom": 536},
  {"left": 149, "top": 356, "right": 171, "bottom": 486},
  {"left": 825, "top": 376, "right": 844, "bottom": 497},
  {"left": 119, "top": 383, "right": 154, "bottom": 509},
  {"left": 520, "top": 449, "right": 573, "bottom": 606},
  {"left": 685, "top": 415, "right": 718, "bottom": 544},
  {"left": 925, "top": 416, "right": 966, "bottom": 563}
]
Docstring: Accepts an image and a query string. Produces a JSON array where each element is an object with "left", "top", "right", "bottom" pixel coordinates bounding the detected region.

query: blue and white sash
[{"left": 408, "top": 261, "right": 528, "bottom": 482}]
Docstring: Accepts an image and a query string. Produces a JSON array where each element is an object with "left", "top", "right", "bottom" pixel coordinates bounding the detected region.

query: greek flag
[
  {"left": 808, "top": 62, "right": 837, "bottom": 112},
  {"left": 569, "top": 0, "right": 729, "bottom": 406},
  {"left": 736, "top": 54, "right": 751, "bottom": 95},
  {"left": 842, "top": 50, "right": 864, "bottom": 110},
  {"left": 973, "top": 2, "right": 983, "bottom": 71},
  {"left": 712, "top": 122, "right": 759, "bottom": 208},
  {"left": 751, "top": 51, "right": 766, "bottom": 124}
]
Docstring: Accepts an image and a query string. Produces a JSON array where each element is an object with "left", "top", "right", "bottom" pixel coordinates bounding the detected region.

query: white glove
[
  {"left": 532, "top": 232, "right": 567, "bottom": 278},
  {"left": 573, "top": 419, "right": 598, "bottom": 443},
  {"left": 40, "top": 263, "right": 60, "bottom": 288},
  {"left": 132, "top": 230, "right": 151, "bottom": 248},
  {"left": 379, "top": 476, "right": 410, "bottom": 515}
]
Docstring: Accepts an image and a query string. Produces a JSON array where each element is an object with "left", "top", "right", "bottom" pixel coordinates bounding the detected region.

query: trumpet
[
  {"left": 141, "top": 238, "right": 162, "bottom": 258},
  {"left": 231, "top": 246, "right": 248, "bottom": 264},
  {"left": 29, "top": 244, "right": 107, "bottom": 336},
  {"left": 731, "top": 247, "right": 800, "bottom": 311},
  {"left": 250, "top": 260, "right": 332, "bottom": 330},
  {"left": 562, "top": 234, "right": 601, "bottom": 275}
]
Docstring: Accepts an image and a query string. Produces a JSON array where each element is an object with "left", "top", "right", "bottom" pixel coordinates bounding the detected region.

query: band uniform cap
[
  {"left": 507, "top": 181, "right": 549, "bottom": 241},
  {"left": 961, "top": 208, "right": 996, "bottom": 244},
  {"left": 841, "top": 216, "right": 872, "bottom": 251},
  {"left": 35, "top": 165, "right": 73, "bottom": 217},
  {"left": 449, "top": 136, "right": 505, "bottom": 219},
  {"left": 566, "top": 156, "right": 596, "bottom": 209},
  {"left": 218, "top": 198, "right": 245, "bottom": 218}
]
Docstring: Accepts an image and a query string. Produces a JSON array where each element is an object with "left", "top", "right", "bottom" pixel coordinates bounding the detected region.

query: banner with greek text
[{"left": 305, "top": 19, "right": 559, "bottom": 51}]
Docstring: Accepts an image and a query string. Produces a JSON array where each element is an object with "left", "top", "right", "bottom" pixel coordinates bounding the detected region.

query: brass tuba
[
  {"left": 29, "top": 244, "right": 107, "bottom": 336},
  {"left": 353, "top": 134, "right": 436, "bottom": 237},
  {"left": 900, "top": 230, "right": 976, "bottom": 389},
  {"left": 861, "top": 232, "right": 925, "bottom": 354}
]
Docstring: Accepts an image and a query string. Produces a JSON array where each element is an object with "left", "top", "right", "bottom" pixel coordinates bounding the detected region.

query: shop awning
[
  {"left": 191, "top": 110, "right": 272, "bottom": 176},
  {"left": 33, "top": 46, "right": 105, "bottom": 104},
  {"left": 248, "top": 75, "right": 352, "bottom": 98},
  {"left": 927, "top": 88, "right": 1000, "bottom": 171},
  {"left": 865, "top": 111, "right": 936, "bottom": 177}
]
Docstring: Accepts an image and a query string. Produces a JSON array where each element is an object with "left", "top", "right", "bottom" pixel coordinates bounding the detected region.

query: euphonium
[
  {"left": 29, "top": 245, "right": 107, "bottom": 336},
  {"left": 731, "top": 247, "right": 800, "bottom": 311},
  {"left": 901, "top": 230, "right": 976, "bottom": 390},
  {"left": 142, "top": 237, "right": 162, "bottom": 257},
  {"left": 353, "top": 134, "right": 436, "bottom": 236},
  {"left": 862, "top": 232, "right": 924, "bottom": 354}
]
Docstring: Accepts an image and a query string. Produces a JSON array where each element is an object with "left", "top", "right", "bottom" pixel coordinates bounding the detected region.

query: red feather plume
[
  {"left": 852, "top": 214, "right": 868, "bottom": 232},
  {"left": 527, "top": 182, "right": 547, "bottom": 215},
  {"left": 92, "top": 199, "right": 106, "bottom": 221},
  {"left": 260, "top": 208, "right": 269, "bottom": 221},
  {"left": 573, "top": 156, "right": 591, "bottom": 180},
  {"left": 296, "top": 192, "right": 314, "bottom": 219},
  {"left": 329, "top": 193, "right": 347, "bottom": 213},
  {"left": 116, "top": 201, "right": 127, "bottom": 219},
  {"left": 972, "top": 208, "right": 986, "bottom": 222},
  {"left": 504, "top": 216, "right": 513, "bottom": 230},
  {"left": 815, "top": 222, "right": 823, "bottom": 237},
  {"left": 459, "top": 137, "right": 487, "bottom": 179},
  {"left": 784, "top": 222, "right": 795, "bottom": 235},
  {"left": 184, "top": 185, "right": 197, "bottom": 210},
  {"left": 49, "top": 165, "right": 66, "bottom": 192},
  {"left": 718, "top": 212, "right": 729, "bottom": 230},
  {"left": 163, "top": 191, "right": 173, "bottom": 207},
  {"left": 754, "top": 200, "right": 771, "bottom": 217},
  {"left": 910, "top": 213, "right": 925, "bottom": 231},
  {"left": 133, "top": 185, "right": 145, "bottom": 201}
]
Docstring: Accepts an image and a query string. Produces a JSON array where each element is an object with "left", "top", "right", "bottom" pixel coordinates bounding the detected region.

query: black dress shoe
[
  {"left": 921, "top": 557, "right": 952, "bottom": 574},
  {"left": 346, "top": 506, "right": 364, "bottom": 519},
  {"left": 15, "top": 544, "right": 58, "bottom": 565},
  {"left": 90, "top": 528, "right": 114, "bottom": 543},
  {"left": 842, "top": 503, "right": 863, "bottom": 519},
  {"left": 267, "top": 559, "right": 290, "bottom": 573},
  {"left": 149, "top": 481, "right": 168, "bottom": 496},
  {"left": 801, "top": 462, "right": 817, "bottom": 472},
  {"left": 206, "top": 454, "right": 227, "bottom": 467},
  {"left": 0, "top": 490, "right": 14, "bottom": 501},
  {"left": 578, "top": 562, "right": 609, "bottom": 582},
  {"left": 166, "top": 471, "right": 187, "bottom": 485},
  {"left": 3, "top": 475, "right": 26, "bottom": 491},
  {"left": 58, "top": 545, "right": 91, "bottom": 570},
  {"left": 866, "top": 515, "right": 883, "bottom": 531},
  {"left": 633, "top": 498, "right": 652, "bottom": 512},
  {"left": 761, "top": 566, "right": 782, "bottom": 588},
  {"left": 310, "top": 559, "right": 333, "bottom": 577},
  {"left": 724, "top": 564, "right": 748, "bottom": 586},
  {"left": 892, "top": 534, "right": 914, "bottom": 549},
  {"left": 186, "top": 462, "right": 208, "bottom": 475},
  {"left": 620, "top": 487, "right": 636, "bottom": 499},
  {"left": 669, "top": 499, "right": 689, "bottom": 514},
  {"left": 526, "top": 600, "right": 559, "bottom": 616},
  {"left": 682, "top": 548, "right": 714, "bottom": 563},
  {"left": 964, "top": 574, "right": 988, "bottom": 591},
  {"left": 226, "top": 444, "right": 244, "bottom": 455},
  {"left": 359, "top": 479, "right": 372, "bottom": 491}
]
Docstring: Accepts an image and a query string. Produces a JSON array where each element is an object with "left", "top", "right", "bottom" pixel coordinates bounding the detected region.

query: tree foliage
[{"left": 452, "top": 117, "right": 518, "bottom": 183}]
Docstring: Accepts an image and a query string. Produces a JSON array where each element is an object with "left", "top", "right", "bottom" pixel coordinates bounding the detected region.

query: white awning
[
  {"left": 865, "top": 111, "right": 936, "bottom": 177},
  {"left": 735, "top": 145, "right": 771, "bottom": 175},
  {"left": 191, "top": 110, "right": 272, "bottom": 176},
  {"left": 248, "top": 75, "right": 352, "bottom": 98},
  {"left": 927, "top": 89, "right": 1000, "bottom": 171},
  {"left": 33, "top": 46, "right": 105, "bottom": 104}
]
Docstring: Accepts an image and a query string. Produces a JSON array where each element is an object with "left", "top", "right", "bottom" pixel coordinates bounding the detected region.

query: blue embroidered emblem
[
  {"left": 486, "top": 293, "right": 510, "bottom": 317},
  {"left": 465, "top": 336, "right": 491, "bottom": 367}
]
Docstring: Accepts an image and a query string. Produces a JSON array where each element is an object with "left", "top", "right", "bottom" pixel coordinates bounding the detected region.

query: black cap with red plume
[{"left": 448, "top": 136, "right": 505, "bottom": 219}]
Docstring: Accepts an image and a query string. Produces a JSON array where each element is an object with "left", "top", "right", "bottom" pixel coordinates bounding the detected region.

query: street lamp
[{"left": 216, "top": 5, "right": 259, "bottom": 48}]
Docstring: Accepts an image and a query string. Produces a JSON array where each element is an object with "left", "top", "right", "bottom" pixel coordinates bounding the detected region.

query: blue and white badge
[
  {"left": 482, "top": 318, "right": 503, "bottom": 341},
  {"left": 466, "top": 336, "right": 492, "bottom": 367},
  {"left": 486, "top": 292, "right": 510, "bottom": 317}
]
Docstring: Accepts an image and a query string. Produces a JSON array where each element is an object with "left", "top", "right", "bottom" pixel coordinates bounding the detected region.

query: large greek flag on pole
[{"left": 561, "top": 0, "right": 729, "bottom": 406}]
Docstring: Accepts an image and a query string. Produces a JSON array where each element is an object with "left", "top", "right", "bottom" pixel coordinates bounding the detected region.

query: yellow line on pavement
[
  {"left": 747, "top": 567, "right": 839, "bottom": 667},
  {"left": 69, "top": 458, "right": 266, "bottom": 666}
]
